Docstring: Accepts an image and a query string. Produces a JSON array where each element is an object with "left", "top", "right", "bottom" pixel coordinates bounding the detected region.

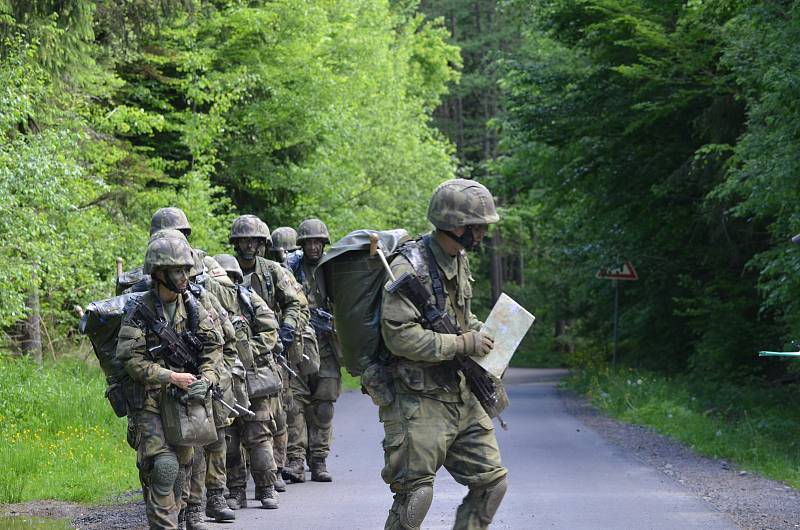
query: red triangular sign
[{"left": 596, "top": 261, "right": 638, "bottom": 281}]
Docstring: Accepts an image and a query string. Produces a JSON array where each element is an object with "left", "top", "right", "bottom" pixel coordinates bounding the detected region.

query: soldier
[
  {"left": 206, "top": 253, "right": 283, "bottom": 510},
  {"left": 286, "top": 218, "right": 341, "bottom": 482},
  {"left": 228, "top": 215, "right": 308, "bottom": 495},
  {"left": 270, "top": 226, "right": 300, "bottom": 265},
  {"left": 377, "top": 179, "right": 508, "bottom": 530},
  {"left": 117, "top": 235, "right": 224, "bottom": 530}
]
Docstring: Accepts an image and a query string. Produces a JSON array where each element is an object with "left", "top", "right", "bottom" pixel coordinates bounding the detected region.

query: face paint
[
  {"left": 235, "top": 237, "right": 265, "bottom": 261},
  {"left": 302, "top": 238, "right": 325, "bottom": 263},
  {"left": 158, "top": 266, "right": 191, "bottom": 294}
]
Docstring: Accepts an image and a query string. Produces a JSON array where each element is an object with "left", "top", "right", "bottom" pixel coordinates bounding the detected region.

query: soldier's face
[
  {"left": 156, "top": 266, "right": 190, "bottom": 293},
  {"left": 302, "top": 238, "right": 326, "bottom": 262},
  {"left": 235, "top": 237, "right": 266, "bottom": 261},
  {"left": 452, "top": 224, "right": 489, "bottom": 250}
]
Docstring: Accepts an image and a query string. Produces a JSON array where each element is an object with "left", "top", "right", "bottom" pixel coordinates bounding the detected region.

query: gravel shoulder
[{"left": 560, "top": 387, "right": 800, "bottom": 530}]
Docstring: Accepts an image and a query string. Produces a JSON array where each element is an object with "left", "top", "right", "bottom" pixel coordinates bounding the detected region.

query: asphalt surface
[{"left": 208, "top": 368, "right": 737, "bottom": 529}]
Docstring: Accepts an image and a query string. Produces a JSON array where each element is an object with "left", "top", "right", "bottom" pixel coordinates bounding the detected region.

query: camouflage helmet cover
[
  {"left": 297, "top": 218, "right": 330, "bottom": 244},
  {"left": 143, "top": 234, "right": 195, "bottom": 274},
  {"left": 230, "top": 214, "right": 271, "bottom": 245},
  {"left": 271, "top": 226, "right": 299, "bottom": 251},
  {"left": 427, "top": 178, "right": 499, "bottom": 231},
  {"left": 150, "top": 207, "right": 192, "bottom": 236},
  {"left": 148, "top": 229, "right": 205, "bottom": 277},
  {"left": 213, "top": 253, "right": 244, "bottom": 283}
]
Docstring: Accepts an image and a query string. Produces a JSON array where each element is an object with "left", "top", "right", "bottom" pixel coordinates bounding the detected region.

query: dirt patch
[
  {"left": 1, "top": 492, "right": 145, "bottom": 530},
  {"left": 560, "top": 388, "right": 800, "bottom": 530}
]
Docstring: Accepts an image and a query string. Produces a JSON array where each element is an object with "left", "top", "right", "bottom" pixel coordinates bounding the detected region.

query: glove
[
  {"left": 456, "top": 331, "right": 494, "bottom": 357},
  {"left": 187, "top": 379, "right": 209, "bottom": 402},
  {"left": 278, "top": 323, "right": 295, "bottom": 349}
]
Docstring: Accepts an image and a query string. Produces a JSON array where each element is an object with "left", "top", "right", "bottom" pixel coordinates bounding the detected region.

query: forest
[{"left": 3, "top": 0, "right": 800, "bottom": 425}]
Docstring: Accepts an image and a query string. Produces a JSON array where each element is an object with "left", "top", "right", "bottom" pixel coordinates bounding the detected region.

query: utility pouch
[
  {"left": 105, "top": 382, "right": 128, "bottom": 418},
  {"left": 160, "top": 387, "right": 217, "bottom": 447},
  {"left": 360, "top": 363, "right": 395, "bottom": 407},
  {"left": 245, "top": 364, "right": 282, "bottom": 398},
  {"left": 232, "top": 318, "right": 255, "bottom": 369},
  {"left": 482, "top": 374, "right": 509, "bottom": 419},
  {"left": 297, "top": 324, "right": 321, "bottom": 376}
]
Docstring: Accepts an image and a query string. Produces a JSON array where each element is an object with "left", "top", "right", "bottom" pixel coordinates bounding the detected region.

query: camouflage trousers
[
  {"left": 132, "top": 410, "right": 193, "bottom": 530},
  {"left": 188, "top": 427, "right": 227, "bottom": 506},
  {"left": 226, "top": 394, "right": 281, "bottom": 490},
  {"left": 273, "top": 366, "right": 293, "bottom": 469},
  {"left": 287, "top": 351, "right": 341, "bottom": 461},
  {"left": 379, "top": 392, "right": 507, "bottom": 530}
]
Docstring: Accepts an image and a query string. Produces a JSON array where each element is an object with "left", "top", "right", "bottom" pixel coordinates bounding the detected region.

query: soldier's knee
[
  {"left": 314, "top": 401, "right": 334, "bottom": 425},
  {"left": 397, "top": 486, "right": 433, "bottom": 530},
  {"left": 151, "top": 453, "right": 179, "bottom": 497},
  {"left": 474, "top": 476, "right": 507, "bottom": 525}
]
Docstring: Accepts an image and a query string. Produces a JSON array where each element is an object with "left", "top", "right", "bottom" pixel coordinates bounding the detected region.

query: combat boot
[
  {"left": 274, "top": 468, "right": 287, "bottom": 492},
  {"left": 225, "top": 487, "right": 247, "bottom": 510},
  {"left": 206, "top": 488, "right": 236, "bottom": 521},
  {"left": 255, "top": 485, "right": 279, "bottom": 509},
  {"left": 310, "top": 457, "right": 332, "bottom": 482},
  {"left": 184, "top": 504, "right": 209, "bottom": 530},
  {"left": 284, "top": 458, "right": 305, "bottom": 483}
]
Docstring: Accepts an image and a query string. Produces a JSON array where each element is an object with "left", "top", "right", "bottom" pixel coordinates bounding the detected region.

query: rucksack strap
[{"left": 422, "top": 235, "right": 448, "bottom": 315}]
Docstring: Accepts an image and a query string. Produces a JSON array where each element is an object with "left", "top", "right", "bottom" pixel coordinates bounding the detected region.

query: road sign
[{"left": 596, "top": 261, "right": 638, "bottom": 281}]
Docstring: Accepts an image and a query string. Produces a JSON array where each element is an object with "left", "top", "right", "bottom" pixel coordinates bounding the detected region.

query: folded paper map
[{"left": 472, "top": 293, "right": 535, "bottom": 378}]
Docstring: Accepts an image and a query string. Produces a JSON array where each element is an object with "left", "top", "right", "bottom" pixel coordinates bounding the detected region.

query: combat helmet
[
  {"left": 427, "top": 179, "right": 499, "bottom": 231},
  {"left": 143, "top": 234, "right": 194, "bottom": 275},
  {"left": 150, "top": 207, "right": 192, "bottom": 236},
  {"left": 230, "top": 214, "right": 271, "bottom": 245},
  {"left": 271, "top": 226, "right": 299, "bottom": 251},
  {"left": 214, "top": 254, "right": 244, "bottom": 283},
  {"left": 297, "top": 219, "right": 330, "bottom": 244},
  {"left": 149, "top": 229, "right": 206, "bottom": 278}
]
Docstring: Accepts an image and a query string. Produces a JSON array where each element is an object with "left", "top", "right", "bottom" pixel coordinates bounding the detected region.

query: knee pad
[
  {"left": 399, "top": 486, "right": 433, "bottom": 530},
  {"left": 476, "top": 477, "right": 507, "bottom": 524},
  {"left": 314, "top": 401, "right": 334, "bottom": 425},
  {"left": 151, "top": 453, "right": 179, "bottom": 497},
  {"left": 250, "top": 446, "right": 271, "bottom": 473}
]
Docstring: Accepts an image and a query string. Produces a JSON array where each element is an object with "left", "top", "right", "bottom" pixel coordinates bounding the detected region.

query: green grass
[
  {"left": 0, "top": 356, "right": 139, "bottom": 503},
  {"left": 341, "top": 368, "right": 361, "bottom": 391},
  {"left": 566, "top": 366, "right": 800, "bottom": 488}
]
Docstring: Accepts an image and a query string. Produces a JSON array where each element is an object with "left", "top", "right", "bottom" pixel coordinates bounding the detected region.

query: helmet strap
[{"left": 442, "top": 226, "right": 480, "bottom": 251}]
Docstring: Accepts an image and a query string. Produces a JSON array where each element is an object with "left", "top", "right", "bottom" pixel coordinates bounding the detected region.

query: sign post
[{"left": 596, "top": 261, "right": 638, "bottom": 366}]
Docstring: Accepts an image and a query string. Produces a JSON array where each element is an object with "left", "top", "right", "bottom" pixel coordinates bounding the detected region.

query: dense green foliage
[
  {"left": 489, "top": 0, "right": 800, "bottom": 378},
  {"left": 0, "top": 357, "right": 138, "bottom": 502},
  {"left": 0, "top": 0, "right": 458, "bottom": 341}
]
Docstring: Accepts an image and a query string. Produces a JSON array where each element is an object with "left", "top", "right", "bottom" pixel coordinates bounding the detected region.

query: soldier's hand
[
  {"left": 169, "top": 371, "right": 197, "bottom": 391},
  {"left": 187, "top": 379, "right": 210, "bottom": 401},
  {"left": 457, "top": 331, "right": 494, "bottom": 357}
]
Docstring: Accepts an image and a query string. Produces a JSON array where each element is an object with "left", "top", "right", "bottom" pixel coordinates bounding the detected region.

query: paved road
[{"left": 209, "top": 368, "right": 737, "bottom": 529}]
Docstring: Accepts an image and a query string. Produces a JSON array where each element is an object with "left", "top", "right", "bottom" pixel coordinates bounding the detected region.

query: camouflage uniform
[
  {"left": 117, "top": 238, "right": 223, "bottom": 530},
  {"left": 287, "top": 229, "right": 341, "bottom": 481},
  {"left": 378, "top": 179, "right": 507, "bottom": 530},
  {"left": 229, "top": 215, "right": 310, "bottom": 488},
  {"left": 210, "top": 253, "right": 283, "bottom": 509}
]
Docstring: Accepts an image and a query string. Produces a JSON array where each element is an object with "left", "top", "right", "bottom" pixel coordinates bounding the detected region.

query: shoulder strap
[
  {"left": 237, "top": 285, "right": 257, "bottom": 323},
  {"left": 422, "top": 235, "right": 448, "bottom": 314}
]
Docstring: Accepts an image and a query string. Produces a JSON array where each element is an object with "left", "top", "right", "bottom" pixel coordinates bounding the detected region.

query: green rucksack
[
  {"left": 79, "top": 292, "right": 144, "bottom": 416},
  {"left": 317, "top": 229, "right": 409, "bottom": 376}
]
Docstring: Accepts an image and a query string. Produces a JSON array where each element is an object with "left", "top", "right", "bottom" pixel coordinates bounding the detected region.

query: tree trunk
[{"left": 22, "top": 270, "right": 42, "bottom": 366}]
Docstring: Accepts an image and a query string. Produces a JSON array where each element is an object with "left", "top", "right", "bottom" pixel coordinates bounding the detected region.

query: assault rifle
[
  {"left": 310, "top": 307, "right": 334, "bottom": 335},
  {"left": 137, "top": 299, "right": 255, "bottom": 418},
  {"left": 369, "top": 235, "right": 508, "bottom": 430}
]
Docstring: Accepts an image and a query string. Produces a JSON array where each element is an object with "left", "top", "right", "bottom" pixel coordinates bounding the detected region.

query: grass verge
[
  {"left": 566, "top": 366, "right": 800, "bottom": 488},
  {"left": 0, "top": 356, "right": 139, "bottom": 503}
]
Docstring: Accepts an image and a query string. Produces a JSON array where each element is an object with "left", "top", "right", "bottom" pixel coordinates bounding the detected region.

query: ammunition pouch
[
  {"left": 395, "top": 361, "right": 460, "bottom": 395},
  {"left": 296, "top": 324, "right": 320, "bottom": 376},
  {"left": 360, "top": 363, "right": 395, "bottom": 407},
  {"left": 160, "top": 386, "right": 217, "bottom": 447}
]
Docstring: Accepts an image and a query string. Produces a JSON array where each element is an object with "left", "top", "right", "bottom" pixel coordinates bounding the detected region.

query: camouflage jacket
[
  {"left": 117, "top": 289, "right": 224, "bottom": 413},
  {"left": 380, "top": 234, "right": 482, "bottom": 400},
  {"left": 245, "top": 256, "right": 307, "bottom": 330}
]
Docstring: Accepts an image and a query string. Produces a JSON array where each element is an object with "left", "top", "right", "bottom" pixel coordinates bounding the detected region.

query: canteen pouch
[
  {"left": 160, "top": 387, "right": 217, "bottom": 447},
  {"left": 360, "top": 363, "right": 395, "bottom": 407},
  {"left": 105, "top": 382, "right": 128, "bottom": 418},
  {"left": 245, "top": 363, "right": 282, "bottom": 398}
]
